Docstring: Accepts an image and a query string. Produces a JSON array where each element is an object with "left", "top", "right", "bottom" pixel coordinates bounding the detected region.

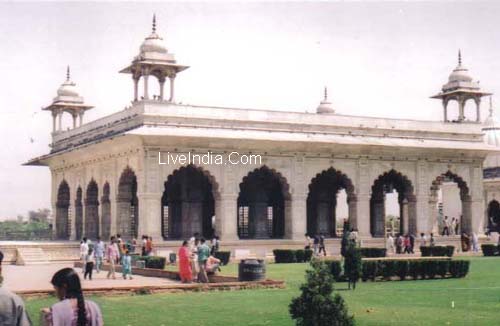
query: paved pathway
[{"left": 3, "top": 263, "right": 179, "bottom": 292}]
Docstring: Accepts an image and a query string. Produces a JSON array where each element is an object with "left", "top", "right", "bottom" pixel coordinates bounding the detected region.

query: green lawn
[{"left": 25, "top": 257, "right": 500, "bottom": 325}]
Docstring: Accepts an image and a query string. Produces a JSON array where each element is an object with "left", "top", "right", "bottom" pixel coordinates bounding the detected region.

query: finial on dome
[
  {"left": 152, "top": 14, "right": 156, "bottom": 33},
  {"left": 324, "top": 86, "right": 328, "bottom": 101},
  {"left": 316, "top": 86, "right": 334, "bottom": 114},
  {"left": 66, "top": 66, "right": 70, "bottom": 82},
  {"left": 458, "top": 49, "right": 462, "bottom": 65}
]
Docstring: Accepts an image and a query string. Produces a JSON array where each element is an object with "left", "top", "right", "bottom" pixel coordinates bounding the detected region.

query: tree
[
  {"left": 344, "top": 242, "right": 362, "bottom": 290},
  {"left": 340, "top": 220, "right": 351, "bottom": 258},
  {"left": 290, "top": 260, "right": 354, "bottom": 326}
]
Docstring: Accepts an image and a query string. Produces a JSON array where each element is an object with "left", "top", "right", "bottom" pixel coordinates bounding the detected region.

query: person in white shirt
[
  {"left": 472, "top": 232, "right": 479, "bottom": 253},
  {"left": 386, "top": 234, "right": 395, "bottom": 254},
  {"left": 80, "top": 238, "right": 89, "bottom": 274},
  {"left": 419, "top": 233, "right": 427, "bottom": 247}
]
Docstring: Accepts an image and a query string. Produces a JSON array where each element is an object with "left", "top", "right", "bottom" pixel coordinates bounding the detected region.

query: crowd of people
[
  {"left": 0, "top": 250, "right": 104, "bottom": 326},
  {"left": 178, "top": 233, "right": 222, "bottom": 284},
  {"left": 79, "top": 234, "right": 155, "bottom": 281}
]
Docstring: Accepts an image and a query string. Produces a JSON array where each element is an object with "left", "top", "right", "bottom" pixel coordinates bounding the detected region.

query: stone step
[{"left": 16, "top": 247, "right": 49, "bottom": 265}]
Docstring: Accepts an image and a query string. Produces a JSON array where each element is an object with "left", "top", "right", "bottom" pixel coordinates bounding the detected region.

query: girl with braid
[{"left": 42, "top": 268, "right": 103, "bottom": 326}]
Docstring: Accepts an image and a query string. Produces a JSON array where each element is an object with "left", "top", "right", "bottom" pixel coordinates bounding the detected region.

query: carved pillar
[
  {"left": 475, "top": 98, "right": 481, "bottom": 122},
  {"left": 400, "top": 198, "right": 409, "bottom": 234},
  {"left": 169, "top": 75, "right": 175, "bottom": 102},
  {"left": 218, "top": 193, "right": 238, "bottom": 241},
  {"left": 72, "top": 113, "right": 77, "bottom": 129},
  {"left": 137, "top": 193, "right": 162, "bottom": 241},
  {"left": 159, "top": 77, "right": 166, "bottom": 101},
  {"left": 143, "top": 68, "right": 150, "bottom": 100},
  {"left": 458, "top": 97, "right": 465, "bottom": 121},
  {"left": 58, "top": 111, "right": 63, "bottom": 131},
  {"left": 356, "top": 159, "right": 371, "bottom": 237},
  {"left": 133, "top": 76, "right": 139, "bottom": 102},
  {"left": 52, "top": 112, "right": 57, "bottom": 133},
  {"left": 442, "top": 99, "right": 448, "bottom": 122},
  {"left": 78, "top": 112, "right": 84, "bottom": 127}
]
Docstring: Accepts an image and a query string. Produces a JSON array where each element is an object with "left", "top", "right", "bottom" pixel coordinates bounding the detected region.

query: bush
[
  {"left": 289, "top": 260, "right": 354, "bottom": 326},
  {"left": 409, "top": 261, "right": 422, "bottom": 280},
  {"left": 295, "top": 250, "right": 305, "bottom": 263},
  {"left": 381, "top": 261, "right": 396, "bottom": 280},
  {"left": 303, "top": 249, "right": 313, "bottom": 262},
  {"left": 325, "top": 260, "right": 342, "bottom": 282},
  {"left": 481, "top": 244, "right": 499, "bottom": 256},
  {"left": 420, "top": 246, "right": 455, "bottom": 257},
  {"left": 214, "top": 251, "right": 231, "bottom": 266},
  {"left": 344, "top": 243, "right": 362, "bottom": 289},
  {"left": 449, "top": 260, "right": 470, "bottom": 278},
  {"left": 358, "top": 259, "right": 469, "bottom": 282},
  {"left": 273, "top": 250, "right": 297, "bottom": 263},
  {"left": 395, "top": 260, "right": 409, "bottom": 280},
  {"left": 358, "top": 248, "right": 387, "bottom": 258},
  {"left": 361, "top": 261, "right": 378, "bottom": 282},
  {"left": 142, "top": 256, "right": 166, "bottom": 269},
  {"left": 436, "top": 260, "right": 450, "bottom": 278},
  {"left": 273, "top": 249, "right": 313, "bottom": 263}
]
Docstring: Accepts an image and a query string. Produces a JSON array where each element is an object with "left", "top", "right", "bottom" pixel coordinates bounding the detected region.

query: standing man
[
  {"left": 318, "top": 234, "right": 327, "bottom": 256},
  {"left": 197, "top": 238, "right": 211, "bottom": 283},
  {"left": 79, "top": 237, "right": 89, "bottom": 274},
  {"left": 386, "top": 234, "right": 395, "bottom": 254},
  {"left": 94, "top": 236, "right": 105, "bottom": 273},
  {"left": 0, "top": 251, "right": 32, "bottom": 325}
]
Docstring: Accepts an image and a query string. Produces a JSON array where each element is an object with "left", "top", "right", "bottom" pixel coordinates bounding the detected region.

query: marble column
[{"left": 218, "top": 194, "right": 238, "bottom": 241}]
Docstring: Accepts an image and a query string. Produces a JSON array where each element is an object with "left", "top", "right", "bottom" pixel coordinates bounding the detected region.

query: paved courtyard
[{"left": 3, "top": 263, "right": 179, "bottom": 293}]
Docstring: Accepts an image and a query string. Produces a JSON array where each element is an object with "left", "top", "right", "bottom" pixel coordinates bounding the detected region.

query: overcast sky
[{"left": 1, "top": 1, "right": 499, "bottom": 219}]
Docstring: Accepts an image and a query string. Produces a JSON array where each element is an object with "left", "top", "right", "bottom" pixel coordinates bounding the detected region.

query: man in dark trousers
[{"left": 318, "top": 234, "right": 327, "bottom": 256}]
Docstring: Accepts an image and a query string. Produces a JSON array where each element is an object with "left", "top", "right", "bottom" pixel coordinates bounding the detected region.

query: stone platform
[{"left": 0, "top": 235, "right": 496, "bottom": 265}]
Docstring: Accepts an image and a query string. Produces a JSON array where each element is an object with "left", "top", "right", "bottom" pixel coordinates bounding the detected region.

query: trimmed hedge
[
  {"left": 358, "top": 248, "right": 387, "bottom": 258},
  {"left": 141, "top": 256, "right": 166, "bottom": 269},
  {"left": 360, "top": 259, "right": 469, "bottom": 281},
  {"left": 214, "top": 251, "right": 231, "bottom": 266},
  {"left": 420, "top": 245, "right": 455, "bottom": 257},
  {"left": 324, "top": 260, "right": 343, "bottom": 282},
  {"left": 273, "top": 249, "right": 313, "bottom": 263},
  {"left": 481, "top": 244, "right": 499, "bottom": 256}
]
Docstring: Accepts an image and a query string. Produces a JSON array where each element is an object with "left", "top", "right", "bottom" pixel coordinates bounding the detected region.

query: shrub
[
  {"left": 325, "top": 260, "right": 342, "bottom": 282},
  {"left": 142, "top": 256, "right": 166, "bottom": 269},
  {"left": 409, "top": 261, "right": 422, "bottom": 280},
  {"left": 295, "top": 250, "right": 305, "bottom": 263},
  {"left": 303, "top": 249, "right": 313, "bottom": 262},
  {"left": 214, "top": 251, "right": 231, "bottom": 266},
  {"left": 358, "top": 248, "right": 387, "bottom": 258},
  {"left": 436, "top": 260, "right": 450, "bottom": 278},
  {"left": 273, "top": 250, "right": 297, "bottom": 263},
  {"left": 420, "top": 246, "right": 455, "bottom": 257},
  {"left": 395, "top": 260, "right": 409, "bottom": 280},
  {"left": 360, "top": 259, "right": 469, "bottom": 282},
  {"left": 481, "top": 244, "right": 499, "bottom": 256},
  {"left": 381, "top": 261, "right": 396, "bottom": 280},
  {"left": 361, "top": 261, "right": 378, "bottom": 282},
  {"left": 449, "top": 260, "right": 470, "bottom": 278},
  {"left": 344, "top": 243, "right": 362, "bottom": 289},
  {"left": 289, "top": 260, "right": 354, "bottom": 326}
]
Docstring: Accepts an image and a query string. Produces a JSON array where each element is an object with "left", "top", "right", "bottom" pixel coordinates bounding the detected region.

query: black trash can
[{"left": 238, "top": 259, "right": 266, "bottom": 282}]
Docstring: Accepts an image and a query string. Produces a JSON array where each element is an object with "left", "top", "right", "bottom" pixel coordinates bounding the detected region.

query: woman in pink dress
[
  {"left": 42, "top": 268, "right": 103, "bottom": 326},
  {"left": 178, "top": 240, "right": 193, "bottom": 283}
]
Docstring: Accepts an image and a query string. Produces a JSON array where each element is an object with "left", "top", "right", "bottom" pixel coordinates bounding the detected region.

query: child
[
  {"left": 121, "top": 250, "right": 133, "bottom": 280},
  {"left": 84, "top": 248, "right": 95, "bottom": 280}
]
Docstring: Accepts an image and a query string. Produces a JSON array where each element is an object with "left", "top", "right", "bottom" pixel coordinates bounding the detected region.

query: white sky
[{"left": 1, "top": 1, "right": 499, "bottom": 219}]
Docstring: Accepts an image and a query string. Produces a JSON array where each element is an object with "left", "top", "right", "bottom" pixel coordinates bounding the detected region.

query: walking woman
[
  {"left": 42, "top": 268, "right": 103, "bottom": 325},
  {"left": 178, "top": 241, "right": 193, "bottom": 283}
]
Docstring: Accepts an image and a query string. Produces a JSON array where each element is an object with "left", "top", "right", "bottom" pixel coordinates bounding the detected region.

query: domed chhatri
[
  {"left": 42, "top": 66, "right": 93, "bottom": 133},
  {"left": 431, "top": 50, "right": 492, "bottom": 123},
  {"left": 120, "top": 14, "right": 189, "bottom": 102},
  {"left": 316, "top": 87, "right": 335, "bottom": 114}
]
